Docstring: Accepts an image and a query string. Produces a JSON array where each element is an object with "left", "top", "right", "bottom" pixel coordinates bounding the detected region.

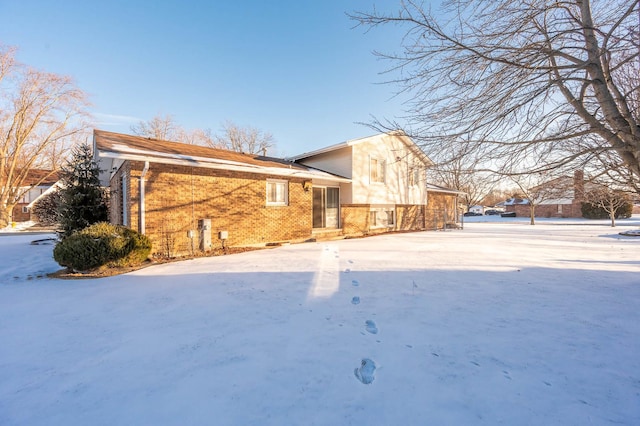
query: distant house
[
  {"left": 11, "top": 170, "right": 60, "bottom": 223},
  {"left": 93, "top": 130, "right": 461, "bottom": 256},
  {"left": 505, "top": 171, "right": 585, "bottom": 218}
]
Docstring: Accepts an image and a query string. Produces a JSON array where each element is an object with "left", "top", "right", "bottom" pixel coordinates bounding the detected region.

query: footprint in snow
[
  {"left": 351, "top": 280, "right": 359, "bottom": 286},
  {"left": 351, "top": 296, "right": 360, "bottom": 305},
  {"left": 354, "top": 358, "right": 376, "bottom": 384},
  {"left": 365, "top": 320, "right": 378, "bottom": 334},
  {"left": 345, "top": 268, "right": 351, "bottom": 273}
]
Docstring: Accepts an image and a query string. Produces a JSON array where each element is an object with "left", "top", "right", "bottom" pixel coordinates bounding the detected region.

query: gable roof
[
  {"left": 425, "top": 183, "right": 466, "bottom": 195},
  {"left": 288, "top": 131, "right": 434, "bottom": 167},
  {"left": 93, "top": 130, "right": 350, "bottom": 182},
  {"left": 17, "top": 169, "right": 60, "bottom": 186}
]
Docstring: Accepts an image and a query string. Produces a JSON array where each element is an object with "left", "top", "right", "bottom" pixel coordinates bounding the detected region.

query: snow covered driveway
[{"left": 1, "top": 222, "right": 639, "bottom": 425}]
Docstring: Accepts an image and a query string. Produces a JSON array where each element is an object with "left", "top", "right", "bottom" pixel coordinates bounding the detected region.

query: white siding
[
  {"left": 351, "top": 135, "right": 428, "bottom": 205},
  {"left": 296, "top": 147, "right": 352, "bottom": 179}
]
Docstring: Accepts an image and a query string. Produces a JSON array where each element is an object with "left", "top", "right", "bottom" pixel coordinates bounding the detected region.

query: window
[
  {"left": 386, "top": 210, "right": 395, "bottom": 225},
  {"left": 267, "top": 179, "right": 288, "bottom": 206},
  {"left": 370, "top": 207, "right": 395, "bottom": 228},
  {"left": 370, "top": 158, "right": 386, "bottom": 184},
  {"left": 22, "top": 206, "right": 30, "bottom": 214},
  {"left": 120, "top": 173, "right": 128, "bottom": 226},
  {"left": 409, "top": 167, "right": 421, "bottom": 186}
]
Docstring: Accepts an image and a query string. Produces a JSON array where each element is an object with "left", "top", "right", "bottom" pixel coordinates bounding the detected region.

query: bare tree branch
[
  {"left": 350, "top": 0, "right": 640, "bottom": 186},
  {"left": 1, "top": 45, "right": 89, "bottom": 227}
]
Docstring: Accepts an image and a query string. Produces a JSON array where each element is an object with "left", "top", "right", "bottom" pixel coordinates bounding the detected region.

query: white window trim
[
  {"left": 266, "top": 179, "right": 289, "bottom": 206},
  {"left": 370, "top": 157, "right": 386, "bottom": 185},
  {"left": 370, "top": 206, "right": 395, "bottom": 228},
  {"left": 410, "top": 166, "right": 421, "bottom": 186}
]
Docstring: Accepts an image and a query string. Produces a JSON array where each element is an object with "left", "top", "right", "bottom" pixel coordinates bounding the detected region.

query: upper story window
[
  {"left": 409, "top": 166, "right": 421, "bottom": 186},
  {"left": 370, "top": 158, "right": 386, "bottom": 184},
  {"left": 266, "top": 179, "right": 288, "bottom": 206}
]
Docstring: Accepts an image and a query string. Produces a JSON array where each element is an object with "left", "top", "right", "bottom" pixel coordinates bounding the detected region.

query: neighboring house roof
[
  {"left": 288, "top": 131, "right": 435, "bottom": 167},
  {"left": 504, "top": 198, "right": 530, "bottom": 205},
  {"left": 93, "top": 130, "right": 350, "bottom": 183},
  {"left": 14, "top": 169, "right": 59, "bottom": 186}
]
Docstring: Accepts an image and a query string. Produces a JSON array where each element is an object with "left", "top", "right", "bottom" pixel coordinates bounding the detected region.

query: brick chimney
[{"left": 574, "top": 170, "right": 584, "bottom": 201}]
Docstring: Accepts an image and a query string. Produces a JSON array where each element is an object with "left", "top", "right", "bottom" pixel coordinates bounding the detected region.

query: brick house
[
  {"left": 93, "top": 130, "right": 460, "bottom": 256},
  {"left": 505, "top": 170, "right": 585, "bottom": 218},
  {"left": 10, "top": 170, "right": 60, "bottom": 223}
]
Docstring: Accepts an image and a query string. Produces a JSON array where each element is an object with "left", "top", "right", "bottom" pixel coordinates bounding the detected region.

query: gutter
[{"left": 139, "top": 161, "right": 149, "bottom": 234}]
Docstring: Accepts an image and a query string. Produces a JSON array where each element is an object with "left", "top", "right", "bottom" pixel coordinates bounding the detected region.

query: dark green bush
[
  {"left": 53, "top": 222, "right": 152, "bottom": 271},
  {"left": 581, "top": 200, "right": 633, "bottom": 219}
]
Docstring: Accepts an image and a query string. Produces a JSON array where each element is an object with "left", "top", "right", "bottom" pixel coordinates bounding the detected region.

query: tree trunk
[
  {"left": 0, "top": 204, "right": 13, "bottom": 228},
  {"left": 609, "top": 200, "right": 616, "bottom": 227},
  {"left": 529, "top": 204, "right": 535, "bottom": 225}
]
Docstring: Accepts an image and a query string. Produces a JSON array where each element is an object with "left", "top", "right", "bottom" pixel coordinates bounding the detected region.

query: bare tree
[
  {"left": 583, "top": 183, "right": 631, "bottom": 226},
  {"left": 351, "top": 0, "right": 640, "bottom": 186},
  {"left": 208, "top": 121, "right": 275, "bottom": 155},
  {"left": 0, "top": 45, "right": 89, "bottom": 227},
  {"left": 130, "top": 114, "right": 182, "bottom": 141},
  {"left": 430, "top": 149, "right": 498, "bottom": 211},
  {"left": 130, "top": 116, "right": 276, "bottom": 155},
  {"left": 509, "top": 172, "right": 576, "bottom": 225}
]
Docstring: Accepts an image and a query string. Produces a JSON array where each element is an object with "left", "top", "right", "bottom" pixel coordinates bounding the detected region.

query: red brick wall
[
  {"left": 341, "top": 194, "right": 458, "bottom": 237},
  {"left": 11, "top": 204, "right": 30, "bottom": 222},
  {"left": 113, "top": 161, "right": 313, "bottom": 256},
  {"left": 110, "top": 162, "right": 132, "bottom": 227},
  {"left": 426, "top": 193, "right": 458, "bottom": 229},
  {"left": 396, "top": 204, "right": 425, "bottom": 231},
  {"left": 341, "top": 205, "right": 372, "bottom": 237},
  {"left": 510, "top": 202, "right": 583, "bottom": 218}
]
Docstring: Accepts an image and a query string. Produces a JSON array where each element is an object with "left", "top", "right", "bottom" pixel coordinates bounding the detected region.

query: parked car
[
  {"left": 463, "top": 211, "right": 483, "bottom": 217},
  {"left": 484, "top": 209, "right": 502, "bottom": 215},
  {"left": 501, "top": 211, "right": 516, "bottom": 218}
]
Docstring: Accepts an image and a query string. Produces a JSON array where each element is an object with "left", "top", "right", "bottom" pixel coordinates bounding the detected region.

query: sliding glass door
[{"left": 312, "top": 186, "right": 339, "bottom": 229}]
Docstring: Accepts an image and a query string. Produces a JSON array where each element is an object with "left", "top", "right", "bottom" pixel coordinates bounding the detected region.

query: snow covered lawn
[{"left": 1, "top": 221, "right": 639, "bottom": 425}]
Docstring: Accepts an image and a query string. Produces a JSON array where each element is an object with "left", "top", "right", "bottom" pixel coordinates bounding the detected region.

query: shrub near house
[{"left": 53, "top": 222, "right": 151, "bottom": 271}]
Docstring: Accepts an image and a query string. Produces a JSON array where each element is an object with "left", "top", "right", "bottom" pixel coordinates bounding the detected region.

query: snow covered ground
[{"left": 1, "top": 219, "right": 639, "bottom": 425}]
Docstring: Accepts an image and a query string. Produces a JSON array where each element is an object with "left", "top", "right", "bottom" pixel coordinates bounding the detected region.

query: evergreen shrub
[
  {"left": 581, "top": 201, "right": 633, "bottom": 219},
  {"left": 53, "top": 222, "right": 152, "bottom": 271}
]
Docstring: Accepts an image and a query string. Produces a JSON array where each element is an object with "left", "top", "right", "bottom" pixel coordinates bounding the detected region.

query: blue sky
[{"left": 0, "top": 1, "right": 410, "bottom": 156}]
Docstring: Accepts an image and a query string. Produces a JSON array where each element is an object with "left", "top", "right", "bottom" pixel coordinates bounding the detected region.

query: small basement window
[
  {"left": 266, "top": 179, "right": 288, "bottom": 206},
  {"left": 370, "top": 207, "right": 395, "bottom": 228}
]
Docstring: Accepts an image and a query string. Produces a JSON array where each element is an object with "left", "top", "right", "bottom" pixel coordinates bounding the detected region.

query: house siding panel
[{"left": 350, "top": 136, "right": 428, "bottom": 205}]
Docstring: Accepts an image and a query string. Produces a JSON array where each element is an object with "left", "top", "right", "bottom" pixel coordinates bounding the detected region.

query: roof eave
[{"left": 97, "top": 151, "right": 351, "bottom": 183}]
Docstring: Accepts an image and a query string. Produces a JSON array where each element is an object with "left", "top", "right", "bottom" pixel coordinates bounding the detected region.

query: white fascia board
[
  {"left": 287, "top": 142, "right": 351, "bottom": 161},
  {"left": 426, "top": 185, "right": 466, "bottom": 195},
  {"left": 97, "top": 151, "right": 351, "bottom": 183},
  {"left": 27, "top": 182, "right": 62, "bottom": 208}
]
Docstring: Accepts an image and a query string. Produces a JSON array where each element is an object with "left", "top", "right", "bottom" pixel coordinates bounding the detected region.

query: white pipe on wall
[{"left": 139, "top": 161, "right": 149, "bottom": 234}]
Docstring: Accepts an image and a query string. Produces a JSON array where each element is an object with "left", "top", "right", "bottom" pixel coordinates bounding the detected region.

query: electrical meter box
[{"left": 198, "top": 219, "right": 212, "bottom": 251}]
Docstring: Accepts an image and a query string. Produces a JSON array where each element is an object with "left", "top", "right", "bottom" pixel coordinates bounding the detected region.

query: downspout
[{"left": 139, "top": 161, "right": 149, "bottom": 234}]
